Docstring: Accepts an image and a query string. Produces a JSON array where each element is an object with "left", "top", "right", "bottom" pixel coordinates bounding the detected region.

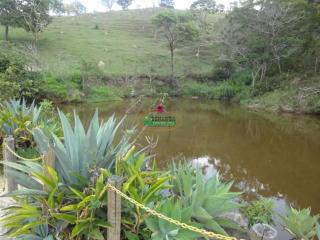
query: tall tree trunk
[
  {"left": 170, "top": 47, "right": 174, "bottom": 78},
  {"left": 5, "top": 25, "right": 9, "bottom": 41},
  {"left": 276, "top": 57, "right": 282, "bottom": 74}
]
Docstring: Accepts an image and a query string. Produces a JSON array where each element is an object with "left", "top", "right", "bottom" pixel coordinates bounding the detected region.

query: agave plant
[
  {"left": 2, "top": 110, "right": 133, "bottom": 191},
  {"left": 145, "top": 199, "right": 199, "bottom": 240},
  {"left": 32, "top": 110, "right": 132, "bottom": 187},
  {"left": 0, "top": 98, "right": 42, "bottom": 145},
  {"left": 171, "top": 163, "right": 242, "bottom": 236},
  {"left": 280, "top": 207, "right": 319, "bottom": 240}
]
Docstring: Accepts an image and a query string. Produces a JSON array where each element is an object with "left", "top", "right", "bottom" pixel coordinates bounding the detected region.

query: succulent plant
[
  {"left": 145, "top": 199, "right": 199, "bottom": 240},
  {"left": 2, "top": 110, "right": 133, "bottom": 190},
  {"left": 0, "top": 98, "right": 42, "bottom": 144},
  {"left": 171, "top": 163, "right": 242, "bottom": 236},
  {"left": 281, "top": 207, "right": 319, "bottom": 240},
  {"left": 32, "top": 109, "right": 132, "bottom": 186}
]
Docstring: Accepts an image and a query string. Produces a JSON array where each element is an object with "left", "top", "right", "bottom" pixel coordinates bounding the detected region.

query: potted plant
[
  {"left": 280, "top": 207, "right": 319, "bottom": 240},
  {"left": 242, "top": 198, "right": 277, "bottom": 240}
]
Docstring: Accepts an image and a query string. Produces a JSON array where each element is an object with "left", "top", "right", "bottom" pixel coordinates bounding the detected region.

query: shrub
[
  {"left": 0, "top": 44, "right": 43, "bottom": 101},
  {"left": 40, "top": 74, "right": 68, "bottom": 101},
  {"left": 242, "top": 198, "right": 274, "bottom": 227},
  {"left": 231, "top": 70, "right": 252, "bottom": 86},
  {"left": 212, "top": 59, "right": 236, "bottom": 81}
]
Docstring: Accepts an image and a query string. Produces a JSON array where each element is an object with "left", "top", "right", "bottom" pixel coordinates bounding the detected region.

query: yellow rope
[
  {"left": 3, "top": 142, "right": 43, "bottom": 161},
  {"left": 106, "top": 183, "right": 244, "bottom": 240}
]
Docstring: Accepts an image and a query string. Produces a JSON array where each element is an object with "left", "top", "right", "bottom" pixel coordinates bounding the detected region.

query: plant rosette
[{"left": 249, "top": 223, "right": 278, "bottom": 240}]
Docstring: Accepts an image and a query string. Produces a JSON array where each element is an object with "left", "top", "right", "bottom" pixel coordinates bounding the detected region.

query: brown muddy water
[{"left": 62, "top": 98, "right": 320, "bottom": 238}]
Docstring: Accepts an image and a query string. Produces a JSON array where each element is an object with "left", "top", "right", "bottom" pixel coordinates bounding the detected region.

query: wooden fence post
[
  {"left": 3, "top": 136, "right": 17, "bottom": 192},
  {"left": 107, "top": 176, "right": 122, "bottom": 240},
  {"left": 42, "top": 147, "right": 55, "bottom": 217},
  {"left": 42, "top": 147, "right": 55, "bottom": 192}
]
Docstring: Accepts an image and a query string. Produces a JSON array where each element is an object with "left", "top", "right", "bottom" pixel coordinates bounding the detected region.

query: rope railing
[
  {"left": 3, "top": 142, "right": 43, "bottom": 161},
  {"left": 106, "top": 183, "right": 244, "bottom": 240}
]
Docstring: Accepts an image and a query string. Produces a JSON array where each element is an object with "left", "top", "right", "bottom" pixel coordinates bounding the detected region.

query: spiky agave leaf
[
  {"left": 171, "top": 164, "right": 243, "bottom": 236},
  {"left": 0, "top": 98, "right": 42, "bottom": 136},
  {"left": 32, "top": 109, "right": 132, "bottom": 186}
]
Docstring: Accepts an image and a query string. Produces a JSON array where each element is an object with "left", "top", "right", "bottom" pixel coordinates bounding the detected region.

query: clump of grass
[
  {"left": 41, "top": 74, "right": 68, "bottom": 101},
  {"left": 242, "top": 198, "right": 274, "bottom": 228},
  {"left": 87, "top": 86, "right": 123, "bottom": 102}
]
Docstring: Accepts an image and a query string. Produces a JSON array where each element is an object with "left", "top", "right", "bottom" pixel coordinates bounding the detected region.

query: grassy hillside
[{"left": 1, "top": 9, "right": 218, "bottom": 77}]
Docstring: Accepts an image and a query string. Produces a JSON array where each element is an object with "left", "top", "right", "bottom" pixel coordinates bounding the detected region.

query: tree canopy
[
  {"left": 152, "top": 11, "right": 199, "bottom": 80},
  {"left": 160, "top": 0, "right": 175, "bottom": 8},
  {"left": 117, "top": 0, "right": 133, "bottom": 10}
]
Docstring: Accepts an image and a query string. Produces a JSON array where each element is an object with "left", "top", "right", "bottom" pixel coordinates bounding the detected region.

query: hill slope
[{"left": 1, "top": 9, "right": 218, "bottom": 77}]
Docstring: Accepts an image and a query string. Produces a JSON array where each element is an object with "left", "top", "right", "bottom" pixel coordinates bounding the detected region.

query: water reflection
[{"left": 61, "top": 99, "right": 320, "bottom": 215}]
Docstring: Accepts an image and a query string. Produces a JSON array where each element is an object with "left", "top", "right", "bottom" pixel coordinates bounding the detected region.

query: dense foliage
[
  {"left": 213, "top": 0, "right": 320, "bottom": 112},
  {"left": 0, "top": 42, "right": 42, "bottom": 101}
]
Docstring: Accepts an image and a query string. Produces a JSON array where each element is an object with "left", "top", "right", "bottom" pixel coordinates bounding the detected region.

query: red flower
[{"left": 156, "top": 104, "right": 165, "bottom": 113}]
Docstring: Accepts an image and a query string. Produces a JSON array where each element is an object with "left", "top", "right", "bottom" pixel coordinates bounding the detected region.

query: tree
[
  {"left": 217, "top": 4, "right": 225, "bottom": 13},
  {"left": 152, "top": 11, "right": 199, "bottom": 81},
  {"left": 190, "top": 0, "right": 217, "bottom": 30},
  {"left": 64, "top": 1, "right": 86, "bottom": 15},
  {"left": 101, "top": 0, "right": 116, "bottom": 11},
  {"left": 160, "top": 0, "right": 174, "bottom": 8},
  {"left": 0, "top": 0, "right": 24, "bottom": 41},
  {"left": 117, "top": 0, "right": 133, "bottom": 10},
  {"left": 17, "top": 0, "right": 63, "bottom": 48}
]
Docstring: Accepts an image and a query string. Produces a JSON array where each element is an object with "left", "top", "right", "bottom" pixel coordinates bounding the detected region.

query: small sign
[{"left": 144, "top": 103, "right": 176, "bottom": 127}]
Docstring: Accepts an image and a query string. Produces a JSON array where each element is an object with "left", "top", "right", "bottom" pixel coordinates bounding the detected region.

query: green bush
[
  {"left": 0, "top": 44, "right": 43, "bottom": 101},
  {"left": 231, "top": 70, "right": 252, "bottom": 86},
  {"left": 306, "top": 94, "right": 320, "bottom": 114},
  {"left": 212, "top": 59, "right": 236, "bottom": 81},
  {"left": 41, "top": 74, "right": 68, "bottom": 101}
]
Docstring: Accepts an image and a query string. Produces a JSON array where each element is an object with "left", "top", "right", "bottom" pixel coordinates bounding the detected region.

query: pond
[{"left": 62, "top": 98, "right": 320, "bottom": 238}]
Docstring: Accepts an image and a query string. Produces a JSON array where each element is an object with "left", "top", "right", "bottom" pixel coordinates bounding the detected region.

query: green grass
[{"left": 1, "top": 9, "right": 220, "bottom": 77}]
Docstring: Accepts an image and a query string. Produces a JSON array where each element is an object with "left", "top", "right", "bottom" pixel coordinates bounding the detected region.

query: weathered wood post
[
  {"left": 107, "top": 176, "right": 122, "bottom": 240},
  {"left": 3, "top": 136, "right": 17, "bottom": 192},
  {"left": 42, "top": 147, "right": 55, "bottom": 217},
  {"left": 42, "top": 147, "right": 55, "bottom": 192}
]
